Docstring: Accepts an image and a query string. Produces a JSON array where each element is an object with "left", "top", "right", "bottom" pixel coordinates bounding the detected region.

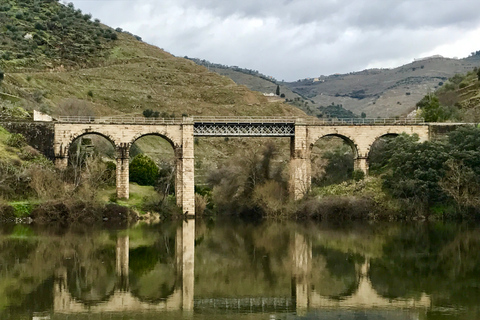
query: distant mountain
[
  {"left": 187, "top": 57, "right": 315, "bottom": 114},
  {"left": 190, "top": 54, "right": 480, "bottom": 118},
  {"left": 286, "top": 54, "right": 480, "bottom": 118}
]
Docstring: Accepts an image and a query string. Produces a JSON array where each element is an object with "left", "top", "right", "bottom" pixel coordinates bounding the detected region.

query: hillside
[
  {"left": 419, "top": 67, "right": 480, "bottom": 122},
  {"left": 186, "top": 58, "right": 321, "bottom": 115},
  {"left": 0, "top": 0, "right": 305, "bottom": 119},
  {"left": 285, "top": 55, "right": 480, "bottom": 118},
  {"left": 190, "top": 53, "right": 480, "bottom": 118}
]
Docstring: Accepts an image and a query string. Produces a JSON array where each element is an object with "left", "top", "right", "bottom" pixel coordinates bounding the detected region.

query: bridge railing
[
  {"left": 55, "top": 116, "right": 183, "bottom": 124},
  {"left": 192, "top": 116, "right": 298, "bottom": 123},
  {"left": 54, "top": 116, "right": 425, "bottom": 125},
  {"left": 304, "top": 118, "right": 425, "bottom": 125}
]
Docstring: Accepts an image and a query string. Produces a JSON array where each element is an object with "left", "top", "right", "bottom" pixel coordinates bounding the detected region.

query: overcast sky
[{"left": 69, "top": 0, "right": 480, "bottom": 81}]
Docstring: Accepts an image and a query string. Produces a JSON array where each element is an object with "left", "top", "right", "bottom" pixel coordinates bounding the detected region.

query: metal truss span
[{"left": 193, "top": 122, "right": 295, "bottom": 136}]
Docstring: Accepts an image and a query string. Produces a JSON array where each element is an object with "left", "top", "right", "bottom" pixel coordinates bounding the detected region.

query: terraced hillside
[
  {"left": 190, "top": 54, "right": 480, "bottom": 119},
  {"left": 0, "top": 0, "right": 304, "bottom": 119},
  {"left": 286, "top": 55, "right": 480, "bottom": 118}
]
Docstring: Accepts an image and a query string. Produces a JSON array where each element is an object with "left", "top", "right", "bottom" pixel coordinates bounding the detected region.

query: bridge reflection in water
[{"left": 52, "top": 221, "right": 430, "bottom": 317}]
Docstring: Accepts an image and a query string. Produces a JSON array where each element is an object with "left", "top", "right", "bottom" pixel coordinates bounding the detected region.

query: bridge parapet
[
  {"left": 55, "top": 116, "right": 425, "bottom": 126},
  {"left": 304, "top": 118, "right": 425, "bottom": 125}
]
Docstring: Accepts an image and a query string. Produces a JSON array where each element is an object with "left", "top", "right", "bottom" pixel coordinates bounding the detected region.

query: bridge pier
[
  {"left": 54, "top": 143, "right": 69, "bottom": 169},
  {"left": 354, "top": 157, "right": 368, "bottom": 175},
  {"left": 116, "top": 235, "right": 129, "bottom": 290},
  {"left": 116, "top": 143, "right": 130, "bottom": 199},
  {"left": 176, "top": 123, "right": 195, "bottom": 215},
  {"left": 293, "top": 232, "right": 311, "bottom": 312},
  {"left": 290, "top": 124, "right": 311, "bottom": 200},
  {"left": 55, "top": 156, "right": 69, "bottom": 170}
]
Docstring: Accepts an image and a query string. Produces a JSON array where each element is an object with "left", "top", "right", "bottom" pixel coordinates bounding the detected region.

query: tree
[
  {"left": 0, "top": 69, "right": 4, "bottom": 85},
  {"left": 143, "top": 109, "right": 153, "bottom": 117},
  {"left": 361, "top": 112, "right": 366, "bottom": 118},
  {"left": 416, "top": 94, "right": 442, "bottom": 122},
  {"left": 129, "top": 154, "right": 159, "bottom": 186},
  {"left": 477, "top": 68, "right": 480, "bottom": 81},
  {"left": 382, "top": 134, "right": 450, "bottom": 209},
  {"left": 276, "top": 85, "right": 280, "bottom": 96}
]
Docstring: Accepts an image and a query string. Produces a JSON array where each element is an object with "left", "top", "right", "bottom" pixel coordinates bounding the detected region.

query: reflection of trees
[
  {"left": 310, "top": 247, "right": 363, "bottom": 299},
  {"left": 129, "top": 264, "right": 176, "bottom": 302},
  {"left": 0, "top": 222, "right": 181, "bottom": 316},
  {"left": 64, "top": 243, "right": 116, "bottom": 305},
  {"left": 369, "top": 224, "right": 480, "bottom": 305},
  {"left": 128, "top": 234, "right": 177, "bottom": 303},
  {"left": 194, "top": 221, "right": 293, "bottom": 297}
]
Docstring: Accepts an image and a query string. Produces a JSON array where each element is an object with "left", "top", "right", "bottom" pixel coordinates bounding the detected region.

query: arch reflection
[{"left": 53, "top": 219, "right": 195, "bottom": 314}]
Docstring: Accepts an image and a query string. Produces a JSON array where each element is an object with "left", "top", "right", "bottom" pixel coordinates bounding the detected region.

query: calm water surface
[{"left": 1, "top": 219, "right": 479, "bottom": 320}]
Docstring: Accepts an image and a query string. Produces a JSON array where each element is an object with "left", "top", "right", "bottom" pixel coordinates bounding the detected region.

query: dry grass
[{"left": 2, "top": 33, "right": 305, "bottom": 118}]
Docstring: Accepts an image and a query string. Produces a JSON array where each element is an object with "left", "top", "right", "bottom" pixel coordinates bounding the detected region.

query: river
[{"left": 0, "top": 219, "right": 479, "bottom": 319}]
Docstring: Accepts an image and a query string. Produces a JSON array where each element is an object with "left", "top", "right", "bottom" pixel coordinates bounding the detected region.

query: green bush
[
  {"left": 129, "top": 154, "right": 159, "bottom": 186},
  {"left": 352, "top": 169, "right": 365, "bottom": 181},
  {"left": 6, "top": 133, "right": 27, "bottom": 148}
]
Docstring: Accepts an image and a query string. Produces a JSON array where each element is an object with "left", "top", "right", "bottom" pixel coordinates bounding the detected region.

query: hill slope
[
  {"left": 0, "top": 0, "right": 304, "bottom": 118},
  {"left": 285, "top": 55, "right": 480, "bottom": 118},
  {"left": 190, "top": 54, "right": 480, "bottom": 118}
]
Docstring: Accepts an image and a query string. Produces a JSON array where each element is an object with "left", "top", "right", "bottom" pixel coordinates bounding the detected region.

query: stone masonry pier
[{"left": 50, "top": 116, "right": 430, "bottom": 215}]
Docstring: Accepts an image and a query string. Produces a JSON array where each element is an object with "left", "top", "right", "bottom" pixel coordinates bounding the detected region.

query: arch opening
[
  {"left": 66, "top": 133, "right": 117, "bottom": 196},
  {"left": 310, "top": 246, "right": 361, "bottom": 299},
  {"left": 310, "top": 134, "right": 358, "bottom": 187},
  {"left": 68, "top": 133, "right": 116, "bottom": 164},
  {"left": 367, "top": 134, "right": 399, "bottom": 175},
  {"left": 64, "top": 243, "right": 117, "bottom": 306},
  {"left": 129, "top": 134, "right": 176, "bottom": 202}
]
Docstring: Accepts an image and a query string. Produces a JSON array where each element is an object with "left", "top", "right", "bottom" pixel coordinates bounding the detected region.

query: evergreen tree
[
  {"left": 416, "top": 94, "right": 442, "bottom": 122},
  {"left": 276, "top": 85, "right": 280, "bottom": 96},
  {"left": 129, "top": 154, "right": 159, "bottom": 186}
]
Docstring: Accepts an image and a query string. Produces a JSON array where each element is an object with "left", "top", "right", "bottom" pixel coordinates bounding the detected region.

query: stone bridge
[{"left": 50, "top": 116, "right": 430, "bottom": 214}]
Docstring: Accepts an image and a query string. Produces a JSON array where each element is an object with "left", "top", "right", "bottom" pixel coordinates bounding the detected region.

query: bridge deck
[
  {"left": 55, "top": 116, "right": 425, "bottom": 125},
  {"left": 53, "top": 116, "right": 426, "bottom": 137}
]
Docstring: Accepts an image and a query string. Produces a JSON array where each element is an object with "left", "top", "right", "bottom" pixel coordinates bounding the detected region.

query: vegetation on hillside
[
  {"left": 0, "top": 0, "right": 120, "bottom": 71},
  {"left": 0, "top": 125, "right": 143, "bottom": 222},
  {"left": 416, "top": 68, "right": 480, "bottom": 122},
  {"left": 317, "top": 103, "right": 359, "bottom": 119},
  {"left": 0, "top": 0, "right": 306, "bottom": 119},
  {"left": 186, "top": 57, "right": 278, "bottom": 83}
]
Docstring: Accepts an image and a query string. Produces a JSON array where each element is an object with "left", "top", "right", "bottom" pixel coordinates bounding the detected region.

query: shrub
[
  {"left": 6, "top": 133, "right": 26, "bottom": 148},
  {"left": 352, "top": 169, "right": 365, "bottom": 181},
  {"left": 129, "top": 154, "right": 159, "bottom": 186},
  {"left": 143, "top": 109, "right": 153, "bottom": 117}
]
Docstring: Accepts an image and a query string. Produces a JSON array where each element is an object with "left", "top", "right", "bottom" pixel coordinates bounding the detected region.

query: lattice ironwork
[
  {"left": 194, "top": 123, "right": 295, "bottom": 136},
  {"left": 194, "top": 297, "right": 294, "bottom": 312}
]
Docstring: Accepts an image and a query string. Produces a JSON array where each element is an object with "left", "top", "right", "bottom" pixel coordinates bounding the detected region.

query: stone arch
[
  {"left": 130, "top": 132, "right": 178, "bottom": 150},
  {"left": 308, "top": 133, "right": 360, "bottom": 186},
  {"left": 367, "top": 133, "right": 399, "bottom": 159},
  {"left": 67, "top": 130, "right": 117, "bottom": 155},
  {"left": 310, "top": 133, "right": 359, "bottom": 159}
]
